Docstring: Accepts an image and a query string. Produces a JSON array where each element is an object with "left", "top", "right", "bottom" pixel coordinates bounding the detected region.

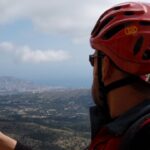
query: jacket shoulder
[{"left": 130, "top": 120, "right": 150, "bottom": 150}]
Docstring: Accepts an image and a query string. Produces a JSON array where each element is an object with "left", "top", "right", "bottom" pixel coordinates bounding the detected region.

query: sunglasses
[{"left": 89, "top": 52, "right": 105, "bottom": 66}]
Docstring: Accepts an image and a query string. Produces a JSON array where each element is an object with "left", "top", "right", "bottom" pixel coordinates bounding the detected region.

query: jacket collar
[{"left": 106, "top": 100, "right": 150, "bottom": 135}]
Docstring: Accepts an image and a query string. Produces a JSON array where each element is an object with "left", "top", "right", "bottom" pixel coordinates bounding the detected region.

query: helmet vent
[
  {"left": 91, "top": 16, "right": 114, "bottom": 37},
  {"left": 139, "top": 21, "right": 150, "bottom": 26},
  {"left": 113, "top": 6, "right": 122, "bottom": 10},
  {"left": 133, "top": 36, "right": 144, "bottom": 55},
  {"left": 91, "top": 21, "right": 100, "bottom": 36},
  {"left": 143, "top": 50, "right": 150, "bottom": 60},
  {"left": 124, "top": 11, "right": 135, "bottom": 16},
  {"left": 102, "top": 23, "right": 125, "bottom": 40}
]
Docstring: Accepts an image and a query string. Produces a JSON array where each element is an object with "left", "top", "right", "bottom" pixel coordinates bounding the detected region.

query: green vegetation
[{"left": 0, "top": 89, "right": 92, "bottom": 150}]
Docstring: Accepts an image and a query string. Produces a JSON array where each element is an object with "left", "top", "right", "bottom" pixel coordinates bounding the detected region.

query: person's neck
[{"left": 107, "top": 85, "right": 147, "bottom": 119}]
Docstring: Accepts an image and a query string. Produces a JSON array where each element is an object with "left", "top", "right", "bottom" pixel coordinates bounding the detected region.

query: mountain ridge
[{"left": 0, "top": 76, "right": 64, "bottom": 93}]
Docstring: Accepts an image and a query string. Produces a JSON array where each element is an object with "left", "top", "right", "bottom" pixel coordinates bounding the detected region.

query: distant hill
[
  {"left": 0, "top": 76, "right": 93, "bottom": 149},
  {"left": 0, "top": 76, "right": 53, "bottom": 93},
  {"left": 0, "top": 88, "right": 92, "bottom": 150}
]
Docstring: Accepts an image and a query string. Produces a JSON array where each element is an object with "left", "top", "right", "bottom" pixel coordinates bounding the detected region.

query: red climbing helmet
[{"left": 90, "top": 2, "right": 150, "bottom": 78}]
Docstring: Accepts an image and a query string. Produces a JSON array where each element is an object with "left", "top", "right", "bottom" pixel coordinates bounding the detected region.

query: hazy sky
[{"left": 0, "top": 0, "right": 147, "bottom": 88}]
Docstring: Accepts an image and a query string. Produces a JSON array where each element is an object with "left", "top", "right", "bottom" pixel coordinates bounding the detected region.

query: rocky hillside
[{"left": 0, "top": 89, "right": 93, "bottom": 150}]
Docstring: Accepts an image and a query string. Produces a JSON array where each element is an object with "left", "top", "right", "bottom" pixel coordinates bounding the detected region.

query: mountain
[
  {"left": 0, "top": 76, "right": 93, "bottom": 149},
  {"left": 0, "top": 76, "right": 52, "bottom": 93},
  {"left": 0, "top": 89, "right": 93, "bottom": 150}
]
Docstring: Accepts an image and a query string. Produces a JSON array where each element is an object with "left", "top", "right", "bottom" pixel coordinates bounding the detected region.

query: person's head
[{"left": 89, "top": 2, "right": 150, "bottom": 114}]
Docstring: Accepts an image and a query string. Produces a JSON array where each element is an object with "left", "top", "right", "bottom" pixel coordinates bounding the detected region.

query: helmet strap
[
  {"left": 97, "top": 52, "right": 109, "bottom": 116},
  {"left": 105, "top": 76, "right": 140, "bottom": 94}
]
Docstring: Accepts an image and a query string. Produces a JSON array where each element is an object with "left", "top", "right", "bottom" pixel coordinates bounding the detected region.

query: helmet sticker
[{"left": 125, "top": 26, "right": 138, "bottom": 35}]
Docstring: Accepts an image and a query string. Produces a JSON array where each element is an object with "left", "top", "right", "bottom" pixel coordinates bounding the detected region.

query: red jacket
[
  {"left": 89, "top": 127, "right": 122, "bottom": 150},
  {"left": 88, "top": 100, "right": 150, "bottom": 150}
]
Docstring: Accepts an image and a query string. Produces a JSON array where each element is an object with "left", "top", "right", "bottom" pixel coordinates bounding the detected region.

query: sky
[{"left": 0, "top": 0, "right": 147, "bottom": 88}]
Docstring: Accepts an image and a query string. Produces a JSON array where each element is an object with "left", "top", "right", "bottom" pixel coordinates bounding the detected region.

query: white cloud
[
  {"left": 0, "top": 42, "right": 70, "bottom": 63},
  {"left": 0, "top": 42, "right": 14, "bottom": 52},
  {"left": 0, "top": 0, "right": 105, "bottom": 44},
  {"left": 0, "top": 0, "right": 148, "bottom": 43}
]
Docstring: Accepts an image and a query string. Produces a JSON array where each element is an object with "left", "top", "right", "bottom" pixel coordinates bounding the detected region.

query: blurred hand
[{"left": 0, "top": 132, "right": 17, "bottom": 150}]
